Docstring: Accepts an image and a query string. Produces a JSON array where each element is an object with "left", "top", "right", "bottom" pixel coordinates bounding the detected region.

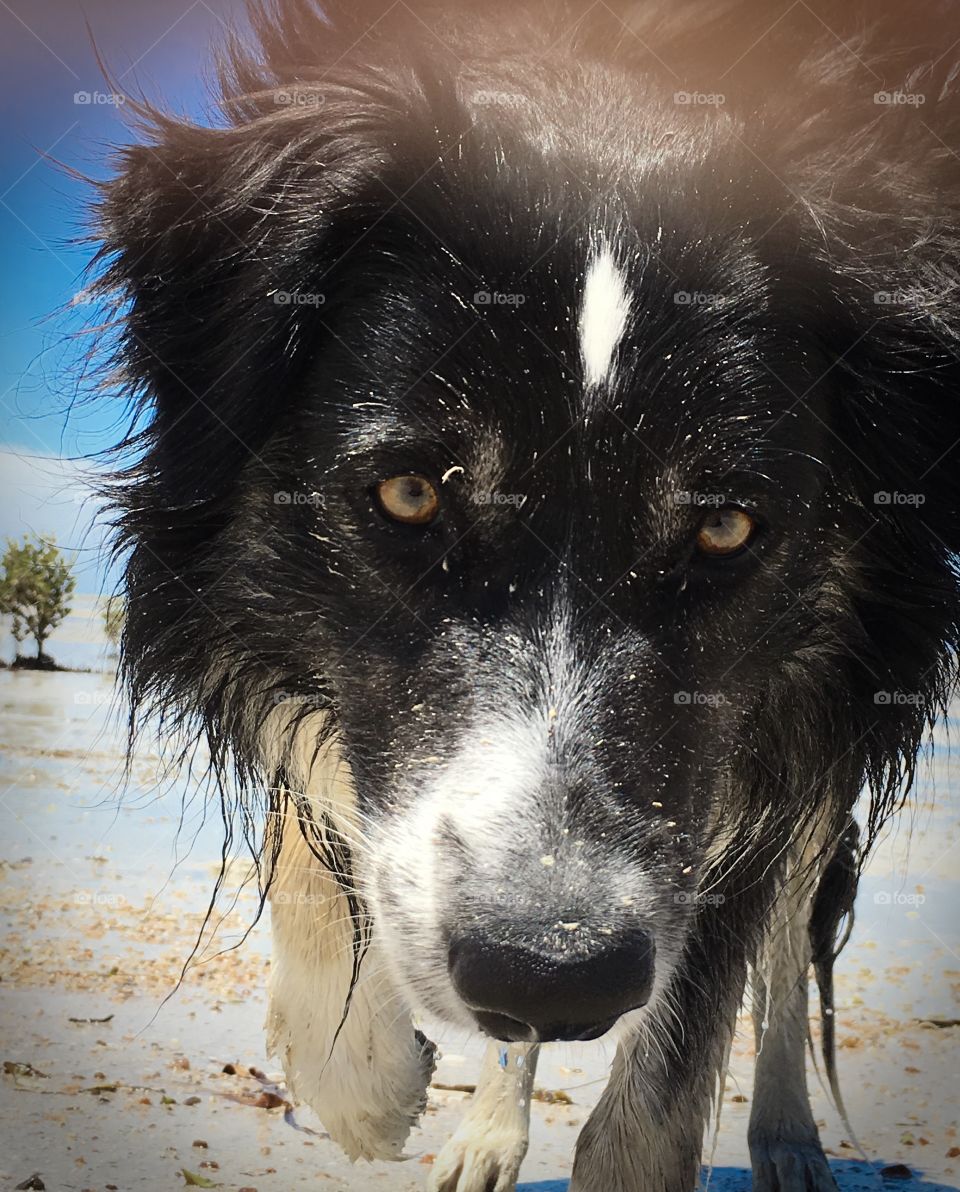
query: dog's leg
[
  {"left": 748, "top": 861, "right": 839, "bottom": 1192},
  {"left": 267, "top": 817, "right": 436, "bottom": 1160},
  {"left": 263, "top": 732, "right": 435, "bottom": 1162},
  {"left": 429, "top": 1041, "right": 539, "bottom": 1192},
  {"left": 570, "top": 961, "right": 743, "bottom": 1192}
]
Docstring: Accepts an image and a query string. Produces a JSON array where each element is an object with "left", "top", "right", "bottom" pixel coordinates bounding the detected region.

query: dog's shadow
[{"left": 518, "top": 1161, "right": 959, "bottom": 1191}]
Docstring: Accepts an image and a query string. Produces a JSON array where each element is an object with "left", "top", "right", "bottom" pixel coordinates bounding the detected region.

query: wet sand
[{"left": 0, "top": 622, "right": 958, "bottom": 1191}]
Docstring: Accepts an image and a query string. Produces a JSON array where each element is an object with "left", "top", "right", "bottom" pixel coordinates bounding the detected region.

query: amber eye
[
  {"left": 375, "top": 475, "right": 440, "bottom": 525},
  {"left": 696, "top": 507, "right": 756, "bottom": 557}
]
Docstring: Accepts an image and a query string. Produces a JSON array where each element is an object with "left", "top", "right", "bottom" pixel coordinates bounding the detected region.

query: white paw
[{"left": 427, "top": 1123, "right": 528, "bottom": 1192}]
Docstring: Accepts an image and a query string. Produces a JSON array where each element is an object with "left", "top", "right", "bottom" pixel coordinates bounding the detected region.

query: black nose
[{"left": 448, "top": 926, "right": 655, "bottom": 1042}]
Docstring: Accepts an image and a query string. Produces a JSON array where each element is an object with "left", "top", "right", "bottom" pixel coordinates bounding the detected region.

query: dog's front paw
[
  {"left": 427, "top": 1121, "right": 528, "bottom": 1192},
  {"left": 750, "top": 1134, "right": 839, "bottom": 1192}
]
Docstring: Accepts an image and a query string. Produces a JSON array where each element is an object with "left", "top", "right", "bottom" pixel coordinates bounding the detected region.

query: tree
[
  {"left": 102, "top": 594, "right": 125, "bottom": 653},
  {"left": 0, "top": 535, "right": 76, "bottom": 662}
]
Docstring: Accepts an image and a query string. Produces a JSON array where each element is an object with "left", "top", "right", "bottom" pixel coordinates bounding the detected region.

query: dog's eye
[
  {"left": 375, "top": 475, "right": 440, "bottom": 525},
  {"left": 696, "top": 508, "right": 756, "bottom": 557}
]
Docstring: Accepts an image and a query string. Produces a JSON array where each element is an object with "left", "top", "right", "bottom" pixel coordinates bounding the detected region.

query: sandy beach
[{"left": 0, "top": 613, "right": 957, "bottom": 1192}]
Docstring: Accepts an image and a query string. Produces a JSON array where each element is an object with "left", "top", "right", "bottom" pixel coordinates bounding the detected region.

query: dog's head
[{"left": 95, "top": 0, "right": 960, "bottom": 1042}]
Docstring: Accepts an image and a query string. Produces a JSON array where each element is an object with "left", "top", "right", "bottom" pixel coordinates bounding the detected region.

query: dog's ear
[
  {"left": 827, "top": 241, "right": 960, "bottom": 557},
  {"left": 91, "top": 94, "right": 403, "bottom": 727},
  {"left": 823, "top": 199, "right": 960, "bottom": 722},
  {"left": 754, "top": 14, "right": 960, "bottom": 566},
  {"left": 741, "top": 14, "right": 960, "bottom": 557},
  {"left": 808, "top": 110, "right": 960, "bottom": 562},
  {"left": 763, "top": 40, "right": 960, "bottom": 802},
  {"left": 799, "top": 78, "right": 960, "bottom": 832},
  {"left": 94, "top": 106, "right": 390, "bottom": 508}
]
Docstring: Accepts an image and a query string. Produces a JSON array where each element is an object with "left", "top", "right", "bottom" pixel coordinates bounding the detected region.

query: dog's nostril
[{"left": 448, "top": 926, "right": 654, "bottom": 1043}]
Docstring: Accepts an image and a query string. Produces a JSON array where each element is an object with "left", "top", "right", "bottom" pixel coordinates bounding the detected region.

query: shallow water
[{"left": 0, "top": 611, "right": 958, "bottom": 1191}]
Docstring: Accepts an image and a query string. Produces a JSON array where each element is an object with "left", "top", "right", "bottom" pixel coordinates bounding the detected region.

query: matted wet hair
[{"left": 85, "top": 0, "right": 960, "bottom": 1099}]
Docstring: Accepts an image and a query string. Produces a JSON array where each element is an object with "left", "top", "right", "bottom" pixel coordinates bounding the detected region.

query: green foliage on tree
[
  {"left": 0, "top": 535, "right": 76, "bottom": 661},
  {"left": 102, "top": 594, "right": 125, "bottom": 652}
]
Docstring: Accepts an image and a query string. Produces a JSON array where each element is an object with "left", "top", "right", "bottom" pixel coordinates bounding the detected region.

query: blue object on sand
[{"left": 517, "top": 1160, "right": 959, "bottom": 1192}]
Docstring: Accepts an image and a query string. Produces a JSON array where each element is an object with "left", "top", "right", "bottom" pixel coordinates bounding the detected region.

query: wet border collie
[{"left": 92, "top": 2, "right": 960, "bottom": 1189}]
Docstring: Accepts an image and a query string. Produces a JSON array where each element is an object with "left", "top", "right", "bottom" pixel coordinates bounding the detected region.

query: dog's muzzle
[{"left": 448, "top": 925, "right": 655, "bottom": 1042}]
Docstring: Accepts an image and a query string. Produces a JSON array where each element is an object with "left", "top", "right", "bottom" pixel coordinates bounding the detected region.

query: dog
[{"left": 90, "top": 2, "right": 960, "bottom": 1189}]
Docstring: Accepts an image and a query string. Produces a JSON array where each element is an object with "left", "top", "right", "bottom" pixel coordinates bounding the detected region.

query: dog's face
[
  {"left": 258, "top": 155, "right": 838, "bottom": 1039},
  {"left": 98, "top": 15, "right": 960, "bottom": 1043}
]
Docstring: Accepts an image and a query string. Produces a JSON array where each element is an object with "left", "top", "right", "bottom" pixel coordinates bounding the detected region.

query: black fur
[{"left": 89, "top": 1, "right": 960, "bottom": 1187}]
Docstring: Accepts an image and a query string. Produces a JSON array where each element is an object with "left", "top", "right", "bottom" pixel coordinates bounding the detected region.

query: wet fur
[{"left": 89, "top": 1, "right": 960, "bottom": 1188}]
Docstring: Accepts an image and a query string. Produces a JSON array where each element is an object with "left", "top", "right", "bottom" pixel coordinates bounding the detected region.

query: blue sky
[{"left": 0, "top": 0, "right": 238, "bottom": 588}]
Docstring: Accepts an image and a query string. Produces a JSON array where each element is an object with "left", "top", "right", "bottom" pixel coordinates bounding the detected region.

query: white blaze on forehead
[{"left": 579, "top": 241, "right": 631, "bottom": 389}]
